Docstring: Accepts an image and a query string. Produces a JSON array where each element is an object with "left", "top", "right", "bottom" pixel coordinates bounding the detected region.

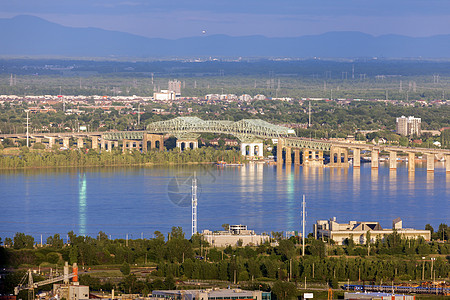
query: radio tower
[{"left": 192, "top": 172, "right": 198, "bottom": 237}]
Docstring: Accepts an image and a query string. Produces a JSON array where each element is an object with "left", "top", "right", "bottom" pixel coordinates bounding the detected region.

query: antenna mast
[{"left": 192, "top": 172, "right": 198, "bottom": 237}]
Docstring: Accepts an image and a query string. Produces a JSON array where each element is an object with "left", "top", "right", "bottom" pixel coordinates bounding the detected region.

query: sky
[{"left": 1, "top": 0, "right": 450, "bottom": 39}]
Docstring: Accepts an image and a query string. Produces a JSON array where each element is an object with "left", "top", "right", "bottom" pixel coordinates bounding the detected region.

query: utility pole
[
  {"left": 431, "top": 258, "right": 435, "bottom": 281},
  {"left": 302, "top": 194, "right": 306, "bottom": 256},
  {"left": 422, "top": 257, "right": 425, "bottom": 281},
  {"left": 308, "top": 102, "right": 311, "bottom": 127},
  {"left": 137, "top": 104, "right": 141, "bottom": 126},
  {"left": 289, "top": 259, "right": 292, "bottom": 282}
]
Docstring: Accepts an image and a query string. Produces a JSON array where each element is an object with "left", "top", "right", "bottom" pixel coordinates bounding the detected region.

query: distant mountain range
[{"left": 2, "top": 15, "right": 450, "bottom": 58}]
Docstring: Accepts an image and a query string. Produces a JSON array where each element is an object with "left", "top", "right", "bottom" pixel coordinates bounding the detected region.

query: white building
[
  {"left": 202, "top": 225, "right": 270, "bottom": 247},
  {"left": 313, "top": 217, "right": 431, "bottom": 245},
  {"left": 239, "top": 94, "right": 252, "bottom": 102},
  {"left": 396, "top": 116, "right": 421, "bottom": 136},
  {"left": 154, "top": 90, "right": 177, "bottom": 101}
]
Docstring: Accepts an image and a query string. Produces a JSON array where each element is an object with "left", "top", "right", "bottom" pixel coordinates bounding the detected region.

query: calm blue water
[{"left": 0, "top": 162, "right": 449, "bottom": 241}]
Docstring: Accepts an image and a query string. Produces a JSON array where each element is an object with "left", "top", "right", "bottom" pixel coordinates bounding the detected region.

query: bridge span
[
  {"left": 278, "top": 137, "right": 450, "bottom": 173},
  {"left": 1, "top": 116, "right": 449, "bottom": 173}
]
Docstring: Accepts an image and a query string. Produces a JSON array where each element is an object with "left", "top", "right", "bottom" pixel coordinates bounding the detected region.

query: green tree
[
  {"left": 13, "top": 233, "right": 34, "bottom": 249},
  {"left": 271, "top": 280, "right": 297, "bottom": 300},
  {"left": 120, "top": 262, "right": 131, "bottom": 275}
]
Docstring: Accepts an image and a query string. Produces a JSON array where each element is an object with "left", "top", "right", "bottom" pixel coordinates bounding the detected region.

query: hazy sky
[{"left": 1, "top": 0, "right": 450, "bottom": 39}]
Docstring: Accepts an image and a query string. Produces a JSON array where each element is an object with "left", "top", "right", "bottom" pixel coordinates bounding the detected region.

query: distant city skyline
[{"left": 1, "top": 0, "right": 450, "bottom": 39}]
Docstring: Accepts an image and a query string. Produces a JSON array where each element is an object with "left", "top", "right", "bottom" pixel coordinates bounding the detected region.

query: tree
[
  {"left": 272, "top": 280, "right": 297, "bottom": 300},
  {"left": 163, "top": 274, "right": 176, "bottom": 290},
  {"left": 13, "top": 232, "right": 34, "bottom": 249},
  {"left": 277, "top": 239, "right": 295, "bottom": 260},
  {"left": 98, "top": 231, "right": 108, "bottom": 241},
  {"left": 120, "top": 262, "right": 131, "bottom": 275},
  {"left": 308, "top": 239, "right": 325, "bottom": 258},
  {"left": 46, "top": 234, "right": 64, "bottom": 248},
  {"left": 4, "top": 237, "right": 12, "bottom": 247},
  {"left": 169, "top": 227, "right": 185, "bottom": 240},
  {"left": 222, "top": 224, "right": 230, "bottom": 231}
]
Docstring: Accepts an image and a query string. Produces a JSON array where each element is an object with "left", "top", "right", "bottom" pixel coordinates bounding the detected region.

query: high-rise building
[
  {"left": 396, "top": 116, "right": 421, "bottom": 136},
  {"left": 168, "top": 80, "right": 181, "bottom": 94}
]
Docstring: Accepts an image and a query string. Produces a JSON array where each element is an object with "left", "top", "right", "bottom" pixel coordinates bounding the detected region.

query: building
[
  {"left": 344, "top": 292, "right": 414, "bottom": 300},
  {"left": 152, "top": 289, "right": 271, "bottom": 300},
  {"left": 202, "top": 225, "right": 270, "bottom": 247},
  {"left": 396, "top": 116, "right": 421, "bottom": 136},
  {"left": 53, "top": 284, "right": 89, "bottom": 300},
  {"left": 313, "top": 217, "right": 431, "bottom": 245},
  {"left": 154, "top": 90, "right": 177, "bottom": 101},
  {"left": 168, "top": 80, "right": 182, "bottom": 95}
]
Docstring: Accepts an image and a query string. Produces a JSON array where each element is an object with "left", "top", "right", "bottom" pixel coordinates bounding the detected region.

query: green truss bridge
[{"left": 145, "top": 116, "right": 296, "bottom": 141}]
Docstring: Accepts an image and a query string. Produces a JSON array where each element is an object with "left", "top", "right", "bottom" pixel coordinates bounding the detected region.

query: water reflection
[
  {"left": 286, "top": 167, "right": 295, "bottom": 231},
  {"left": 79, "top": 173, "right": 87, "bottom": 235}
]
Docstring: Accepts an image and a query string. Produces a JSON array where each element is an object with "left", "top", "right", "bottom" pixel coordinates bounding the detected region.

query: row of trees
[
  {"left": 0, "top": 147, "right": 243, "bottom": 169},
  {"left": 2, "top": 226, "right": 449, "bottom": 278}
]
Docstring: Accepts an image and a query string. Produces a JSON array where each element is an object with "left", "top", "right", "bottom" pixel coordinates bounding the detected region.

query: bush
[{"left": 120, "top": 262, "right": 130, "bottom": 275}]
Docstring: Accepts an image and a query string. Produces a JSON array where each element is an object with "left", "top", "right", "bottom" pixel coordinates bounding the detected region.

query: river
[{"left": 0, "top": 162, "right": 449, "bottom": 241}]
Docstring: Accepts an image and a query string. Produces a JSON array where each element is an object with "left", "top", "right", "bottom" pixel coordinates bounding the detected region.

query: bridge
[
  {"left": 278, "top": 137, "right": 450, "bottom": 173},
  {"left": 1, "top": 116, "right": 449, "bottom": 173}
]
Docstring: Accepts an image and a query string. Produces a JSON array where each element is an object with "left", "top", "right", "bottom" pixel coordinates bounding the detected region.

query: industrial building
[
  {"left": 152, "top": 289, "right": 271, "bottom": 300},
  {"left": 396, "top": 116, "right": 421, "bottom": 136},
  {"left": 313, "top": 217, "right": 431, "bottom": 245},
  {"left": 201, "top": 225, "right": 270, "bottom": 247}
]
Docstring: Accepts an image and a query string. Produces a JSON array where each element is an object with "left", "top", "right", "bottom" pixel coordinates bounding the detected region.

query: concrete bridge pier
[
  {"left": 63, "top": 137, "right": 70, "bottom": 149},
  {"left": 371, "top": 149, "right": 379, "bottom": 169},
  {"left": 446, "top": 155, "right": 450, "bottom": 173},
  {"left": 389, "top": 151, "right": 397, "bottom": 170},
  {"left": 143, "top": 133, "right": 164, "bottom": 152},
  {"left": 91, "top": 137, "right": 98, "bottom": 149},
  {"left": 294, "top": 149, "right": 300, "bottom": 165},
  {"left": 47, "top": 137, "right": 55, "bottom": 148},
  {"left": 35, "top": 137, "right": 42, "bottom": 144},
  {"left": 329, "top": 146, "right": 349, "bottom": 167},
  {"left": 177, "top": 140, "right": 198, "bottom": 150},
  {"left": 408, "top": 152, "right": 415, "bottom": 172},
  {"left": 77, "top": 138, "right": 84, "bottom": 148},
  {"left": 276, "top": 140, "right": 284, "bottom": 164},
  {"left": 285, "top": 147, "right": 292, "bottom": 165},
  {"left": 122, "top": 140, "right": 129, "bottom": 152},
  {"left": 302, "top": 149, "right": 309, "bottom": 165},
  {"left": 107, "top": 141, "right": 113, "bottom": 152},
  {"left": 318, "top": 151, "right": 324, "bottom": 165},
  {"left": 114, "top": 141, "right": 119, "bottom": 149},
  {"left": 343, "top": 149, "right": 349, "bottom": 166},
  {"left": 426, "top": 153, "right": 435, "bottom": 172},
  {"left": 353, "top": 148, "right": 361, "bottom": 168},
  {"left": 100, "top": 139, "right": 106, "bottom": 151}
]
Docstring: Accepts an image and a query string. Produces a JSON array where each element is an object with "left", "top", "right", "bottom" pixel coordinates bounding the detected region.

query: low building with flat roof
[
  {"left": 202, "top": 225, "right": 270, "bottom": 247},
  {"left": 152, "top": 289, "right": 271, "bottom": 300},
  {"left": 314, "top": 217, "right": 430, "bottom": 245}
]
